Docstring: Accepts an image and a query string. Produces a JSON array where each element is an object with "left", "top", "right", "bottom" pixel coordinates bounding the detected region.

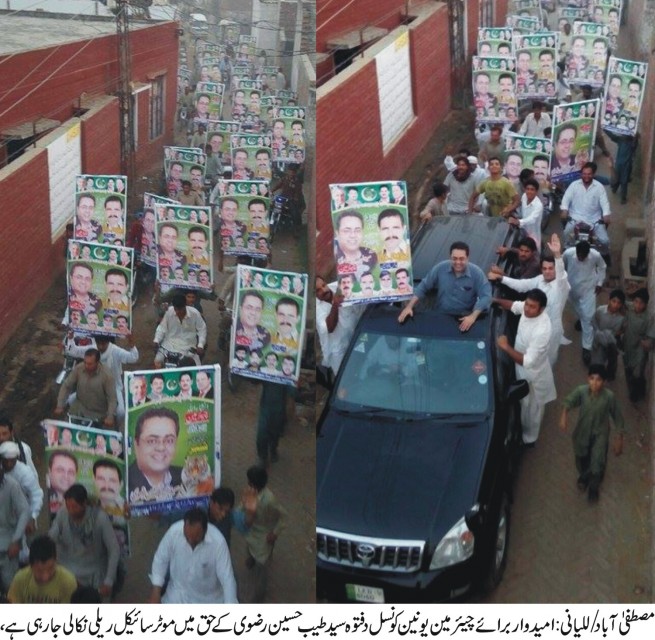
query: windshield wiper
[{"left": 335, "top": 406, "right": 394, "bottom": 416}]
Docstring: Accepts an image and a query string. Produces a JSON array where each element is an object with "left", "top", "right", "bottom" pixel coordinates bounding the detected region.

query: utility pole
[
  {"left": 447, "top": 0, "right": 468, "bottom": 109},
  {"left": 116, "top": 0, "right": 135, "bottom": 191}
]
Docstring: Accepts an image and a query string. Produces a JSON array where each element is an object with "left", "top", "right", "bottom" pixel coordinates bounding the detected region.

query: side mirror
[
  {"left": 507, "top": 379, "right": 529, "bottom": 402},
  {"left": 465, "top": 503, "right": 482, "bottom": 530},
  {"left": 316, "top": 365, "right": 333, "bottom": 390}
]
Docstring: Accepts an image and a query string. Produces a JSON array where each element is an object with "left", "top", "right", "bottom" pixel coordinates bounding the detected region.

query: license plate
[{"left": 345, "top": 583, "right": 385, "bottom": 603}]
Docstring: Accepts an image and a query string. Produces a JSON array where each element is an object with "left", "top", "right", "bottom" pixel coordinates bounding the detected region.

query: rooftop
[{"left": 0, "top": 14, "right": 163, "bottom": 56}]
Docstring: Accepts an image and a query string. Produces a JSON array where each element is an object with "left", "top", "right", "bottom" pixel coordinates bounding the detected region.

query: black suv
[{"left": 316, "top": 216, "right": 527, "bottom": 602}]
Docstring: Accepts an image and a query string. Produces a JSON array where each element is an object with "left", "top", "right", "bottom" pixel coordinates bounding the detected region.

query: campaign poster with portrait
[
  {"left": 230, "top": 266, "right": 307, "bottom": 386},
  {"left": 154, "top": 206, "right": 213, "bottom": 291},
  {"left": 124, "top": 366, "right": 220, "bottom": 517},
  {"left": 268, "top": 105, "right": 307, "bottom": 163},
  {"left": 66, "top": 241, "right": 133, "bottom": 336},
  {"left": 478, "top": 27, "right": 515, "bottom": 56},
  {"left": 329, "top": 181, "right": 414, "bottom": 307},
  {"left": 195, "top": 81, "right": 225, "bottom": 120},
  {"left": 510, "top": 0, "right": 543, "bottom": 22},
  {"left": 206, "top": 120, "right": 241, "bottom": 165},
  {"left": 230, "top": 134, "right": 273, "bottom": 180},
  {"left": 556, "top": 8, "right": 587, "bottom": 60},
  {"left": 164, "top": 146, "right": 207, "bottom": 199},
  {"left": 142, "top": 193, "right": 178, "bottom": 267},
  {"left": 472, "top": 58, "right": 518, "bottom": 125},
  {"left": 504, "top": 134, "right": 552, "bottom": 184},
  {"left": 238, "top": 34, "right": 257, "bottom": 58},
  {"left": 74, "top": 174, "right": 127, "bottom": 245},
  {"left": 601, "top": 57, "right": 648, "bottom": 136},
  {"left": 563, "top": 22, "right": 609, "bottom": 87},
  {"left": 215, "top": 180, "right": 271, "bottom": 258},
  {"left": 260, "top": 95, "right": 277, "bottom": 127},
  {"left": 42, "top": 418, "right": 129, "bottom": 558},
  {"left": 506, "top": 15, "right": 540, "bottom": 34},
  {"left": 550, "top": 99, "right": 599, "bottom": 184},
  {"left": 513, "top": 33, "right": 559, "bottom": 99},
  {"left": 276, "top": 89, "right": 298, "bottom": 105},
  {"left": 589, "top": 0, "right": 622, "bottom": 49}
]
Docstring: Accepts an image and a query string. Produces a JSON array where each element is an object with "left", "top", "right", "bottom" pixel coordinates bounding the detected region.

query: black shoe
[
  {"left": 610, "top": 183, "right": 619, "bottom": 193},
  {"left": 575, "top": 320, "right": 582, "bottom": 331},
  {"left": 582, "top": 349, "right": 591, "bottom": 366},
  {"left": 522, "top": 441, "right": 536, "bottom": 449},
  {"left": 577, "top": 475, "right": 589, "bottom": 491},
  {"left": 588, "top": 487, "right": 599, "bottom": 503},
  {"left": 270, "top": 450, "right": 279, "bottom": 463}
]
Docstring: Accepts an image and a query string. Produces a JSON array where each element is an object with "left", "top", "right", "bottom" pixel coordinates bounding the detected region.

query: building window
[
  {"left": 149, "top": 75, "right": 164, "bottom": 140},
  {"left": 479, "top": 0, "right": 494, "bottom": 28}
]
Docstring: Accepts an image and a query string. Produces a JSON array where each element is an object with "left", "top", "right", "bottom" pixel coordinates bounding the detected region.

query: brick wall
[
  {"left": 80, "top": 99, "right": 121, "bottom": 174},
  {"left": 316, "top": 5, "right": 451, "bottom": 274},
  {"left": 0, "top": 150, "right": 56, "bottom": 349}
]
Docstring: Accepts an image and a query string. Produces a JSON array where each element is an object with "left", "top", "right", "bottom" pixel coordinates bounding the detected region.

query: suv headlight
[{"left": 429, "top": 517, "right": 475, "bottom": 569}]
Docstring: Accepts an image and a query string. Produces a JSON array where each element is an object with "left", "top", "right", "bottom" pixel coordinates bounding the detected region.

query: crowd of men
[{"left": 317, "top": 19, "right": 651, "bottom": 507}]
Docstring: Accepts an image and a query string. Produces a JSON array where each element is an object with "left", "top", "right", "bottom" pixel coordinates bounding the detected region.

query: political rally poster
[
  {"left": 601, "top": 57, "right": 647, "bottom": 136},
  {"left": 330, "top": 180, "right": 414, "bottom": 307},
  {"left": 154, "top": 205, "right": 213, "bottom": 291},
  {"left": 74, "top": 174, "right": 127, "bottom": 245},
  {"left": 563, "top": 22, "right": 609, "bottom": 87},
  {"left": 473, "top": 58, "right": 518, "bottom": 125},
  {"left": 509, "top": 0, "right": 543, "bottom": 22},
  {"left": 42, "top": 419, "right": 129, "bottom": 557},
  {"left": 589, "top": 0, "right": 622, "bottom": 49},
  {"left": 215, "top": 179, "right": 271, "bottom": 258},
  {"left": 230, "top": 133, "right": 273, "bottom": 180},
  {"left": 230, "top": 266, "right": 307, "bottom": 386},
  {"left": 276, "top": 89, "right": 298, "bottom": 105},
  {"left": 478, "top": 27, "right": 515, "bottom": 56},
  {"left": 206, "top": 120, "right": 241, "bottom": 165},
  {"left": 142, "top": 193, "right": 178, "bottom": 267},
  {"left": 260, "top": 95, "right": 278, "bottom": 127},
  {"left": 506, "top": 15, "right": 540, "bottom": 34},
  {"left": 231, "top": 80, "right": 264, "bottom": 132},
  {"left": 504, "top": 134, "right": 552, "bottom": 185},
  {"left": 124, "top": 366, "right": 220, "bottom": 517},
  {"left": 238, "top": 34, "right": 257, "bottom": 59},
  {"left": 557, "top": 8, "right": 587, "bottom": 60},
  {"left": 550, "top": 99, "right": 600, "bottom": 184},
  {"left": 164, "top": 146, "right": 207, "bottom": 199},
  {"left": 66, "top": 240, "right": 133, "bottom": 336},
  {"left": 194, "top": 81, "right": 225, "bottom": 121},
  {"left": 513, "top": 33, "right": 559, "bottom": 100},
  {"left": 267, "top": 106, "right": 307, "bottom": 163}
]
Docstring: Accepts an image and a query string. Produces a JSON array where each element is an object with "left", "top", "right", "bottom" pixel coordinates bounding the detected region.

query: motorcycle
[
  {"left": 156, "top": 346, "right": 199, "bottom": 369},
  {"left": 269, "top": 194, "right": 294, "bottom": 242}
]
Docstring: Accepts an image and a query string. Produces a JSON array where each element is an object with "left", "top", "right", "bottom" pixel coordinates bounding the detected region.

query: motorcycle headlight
[{"left": 429, "top": 517, "right": 475, "bottom": 570}]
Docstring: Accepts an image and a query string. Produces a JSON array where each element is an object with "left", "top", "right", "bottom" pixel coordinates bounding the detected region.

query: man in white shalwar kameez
[
  {"left": 496, "top": 289, "right": 557, "bottom": 445},
  {"left": 489, "top": 234, "right": 570, "bottom": 365}
]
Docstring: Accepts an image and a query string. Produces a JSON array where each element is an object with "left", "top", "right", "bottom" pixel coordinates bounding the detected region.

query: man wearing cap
[
  {"left": 0, "top": 442, "right": 43, "bottom": 535},
  {"left": 0, "top": 415, "right": 37, "bottom": 477}
]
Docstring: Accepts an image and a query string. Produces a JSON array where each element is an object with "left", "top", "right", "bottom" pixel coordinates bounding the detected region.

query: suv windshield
[{"left": 334, "top": 331, "right": 490, "bottom": 415}]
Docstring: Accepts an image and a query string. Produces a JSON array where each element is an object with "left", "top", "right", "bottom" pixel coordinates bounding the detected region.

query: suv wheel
[{"left": 482, "top": 492, "right": 510, "bottom": 592}]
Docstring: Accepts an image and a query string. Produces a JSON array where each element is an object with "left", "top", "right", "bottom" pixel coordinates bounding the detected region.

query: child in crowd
[
  {"left": 560, "top": 365, "right": 624, "bottom": 503},
  {"left": 590, "top": 289, "right": 625, "bottom": 381},
  {"left": 622, "top": 288, "right": 655, "bottom": 402}
]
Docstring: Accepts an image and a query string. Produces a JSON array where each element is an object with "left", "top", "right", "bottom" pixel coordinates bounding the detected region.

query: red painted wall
[
  {"left": 0, "top": 21, "right": 178, "bottom": 349},
  {"left": 0, "top": 151, "right": 55, "bottom": 348},
  {"left": 316, "top": 6, "right": 451, "bottom": 274}
]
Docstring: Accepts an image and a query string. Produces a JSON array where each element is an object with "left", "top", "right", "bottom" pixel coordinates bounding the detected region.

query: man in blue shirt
[{"left": 398, "top": 241, "right": 492, "bottom": 332}]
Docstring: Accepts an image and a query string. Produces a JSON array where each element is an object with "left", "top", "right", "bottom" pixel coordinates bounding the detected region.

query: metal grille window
[{"left": 149, "top": 75, "right": 164, "bottom": 140}]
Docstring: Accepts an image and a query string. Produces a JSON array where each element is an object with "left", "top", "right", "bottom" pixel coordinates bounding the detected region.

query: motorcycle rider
[
  {"left": 153, "top": 293, "right": 207, "bottom": 368},
  {"left": 560, "top": 162, "right": 611, "bottom": 260}
]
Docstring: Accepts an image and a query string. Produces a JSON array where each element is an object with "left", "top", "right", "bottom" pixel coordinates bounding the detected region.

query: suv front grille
[{"left": 317, "top": 528, "right": 424, "bottom": 573}]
